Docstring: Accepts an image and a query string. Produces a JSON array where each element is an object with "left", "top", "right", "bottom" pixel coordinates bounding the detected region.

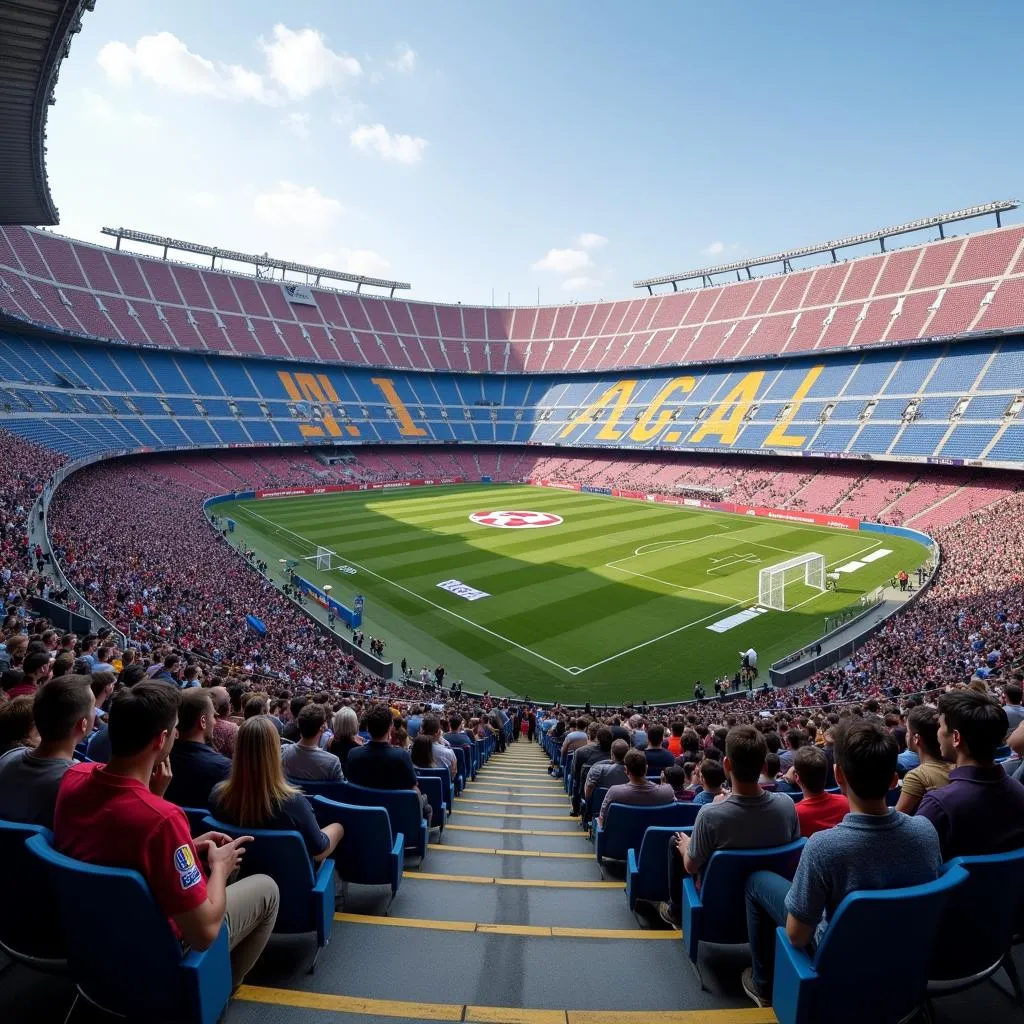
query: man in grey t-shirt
[
  {"left": 0, "top": 675, "right": 95, "bottom": 828},
  {"left": 281, "top": 704, "right": 342, "bottom": 782},
  {"left": 659, "top": 725, "right": 800, "bottom": 928},
  {"left": 741, "top": 719, "right": 941, "bottom": 1007},
  {"left": 585, "top": 739, "right": 630, "bottom": 799}
]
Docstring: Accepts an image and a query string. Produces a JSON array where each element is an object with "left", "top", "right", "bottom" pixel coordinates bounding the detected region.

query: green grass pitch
[{"left": 215, "top": 484, "right": 929, "bottom": 704}]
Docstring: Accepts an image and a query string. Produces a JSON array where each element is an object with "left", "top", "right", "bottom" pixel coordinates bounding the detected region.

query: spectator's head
[
  {"left": 178, "top": 689, "right": 216, "bottom": 744},
  {"left": 21, "top": 651, "right": 50, "bottom": 685},
  {"left": 90, "top": 670, "right": 116, "bottom": 706},
  {"left": 610, "top": 738, "right": 629, "bottom": 764},
  {"left": 297, "top": 702, "right": 327, "bottom": 741},
  {"left": 699, "top": 758, "right": 726, "bottom": 793},
  {"left": 214, "top": 716, "right": 296, "bottom": 827},
  {"left": 724, "top": 725, "right": 767, "bottom": 785},
  {"left": 108, "top": 681, "right": 181, "bottom": 761},
  {"left": 0, "top": 695, "right": 38, "bottom": 753},
  {"left": 906, "top": 705, "right": 942, "bottom": 760},
  {"left": 332, "top": 706, "right": 359, "bottom": 739},
  {"left": 647, "top": 724, "right": 665, "bottom": 749},
  {"left": 244, "top": 694, "right": 268, "bottom": 719},
  {"left": 209, "top": 685, "right": 230, "bottom": 718},
  {"left": 50, "top": 653, "right": 74, "bottom": 678},
  {"left": 787, "top": 729, "right": 808, "bottom": 751},
  {"left": 1, "top": 668, "right": 25, "bottom": 697},
  {"left": 596, "top": 726, "right": 613, "bottom": 754},
  {"left": 623, "top": 748, "right": 648, "bottom": 781},
  {"left": 792, "top": 745, "right": 828, "bottom": 796},
  {"left": 421, "top": 714, "right": 441, "bottom": 738},
  {"left": 662, "top": 765, "right": 685, "bottom": 791},
  {"left": 833, "top": 719, "right": 898, "bottom": 801},
  {"left": 762, "top": 752, "right": 781, "bottom": 780},
  {"left": 670, "top": 719, "right": 684, "bottom": 738},
  {"left": 411, "top": 733, "right": 435, "bottom": 769},
  {"left": 119, "top": 663, "right": 147, "bottom": 689},
  {"left": 289, "top": 696, "right": 307, "bottom": 722},
  {"left": 448, "top": 715, "right": 463, "bottom": 733},
  {"left": 1003, "top": 684, "right": 1023, "bottom": 708},
  {"left": 937, "top": 691, "right": 1008, "bottom": 766},
  {"left": 365, "top": 703, "right": 395, "bottom": 741},
  {"left": 34, "top": 674, "right": 95, "bottom": 749}
]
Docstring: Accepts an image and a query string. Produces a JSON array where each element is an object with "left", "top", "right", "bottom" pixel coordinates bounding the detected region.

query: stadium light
[
  {"left": 633, "top": 200, "right": 1020, "bottom": 291},
  {"left": 99, "top": 226, "right": 411, "bottom": 294}
]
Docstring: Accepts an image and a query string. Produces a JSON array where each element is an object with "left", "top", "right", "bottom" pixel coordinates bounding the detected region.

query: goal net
[
  {"left": 314, "top": 545, "right": 334, "bottom": 571},
  {"left": 758, "top": 552, "right": 825, "bottom": 611}
]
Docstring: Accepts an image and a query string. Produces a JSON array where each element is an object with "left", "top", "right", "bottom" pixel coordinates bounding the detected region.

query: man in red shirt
[
  {"left": 791, "top": 745, "right": 849, "bottom": 837},
  {"left": 54, "top": 682, "right": 279, "bottom": 987}
]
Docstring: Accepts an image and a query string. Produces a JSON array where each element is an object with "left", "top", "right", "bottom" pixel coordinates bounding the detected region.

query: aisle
[{"left": 229, "top": 743, "right": 776, "bottom": 1023}]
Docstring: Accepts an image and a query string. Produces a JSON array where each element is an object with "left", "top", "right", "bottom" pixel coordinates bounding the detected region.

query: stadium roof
[
  {"left": 0, "top": 0, "right": 93, "bottom": 226},
  {"left": 100, "top": 226, "right": 413, "bottom": 296},
  {"left": 634, "top": 200, "right": 1021, "bottom": 292}
]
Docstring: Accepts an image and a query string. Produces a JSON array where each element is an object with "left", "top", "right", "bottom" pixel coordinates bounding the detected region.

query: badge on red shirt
[{"left": 174, "top": 844, "right": 203, "bottom": 890}]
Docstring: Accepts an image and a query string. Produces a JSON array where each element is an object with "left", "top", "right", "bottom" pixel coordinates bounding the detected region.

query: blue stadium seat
[
  {"left": 415, "top": 774, "right": 447, "bottom": 834},
  {"left": 202, "top": 815, "right": 334, "bottom": 971},
  {"left": 311, "top": 796, "right": 404, "bottom": 909},
  {"left": 625, "top": 825, "right": 693, "bottom": 913},
  {"left": 595, "top": 802, "right": 700, "bottom": 869},
  {"left": 772, "top": 865, "right": 969, "bottom": 1024},
  {"left": 928, "top": 847, "right": 1024, "bottom": 1006},
  {"left": 0, "top": 820, "right": 65, "bottom": 972},
  {"left": 416, "top": 766, "right": 455, "bottom": 816},
  {"left": 318, "top": 781, "right": 429, "bottom": 863},
  {"left": 25, "top": 832, "right": 231, "bottom": 1023},
  {"left": 682, "top": 839, "right": 806, "bottom": 984}
]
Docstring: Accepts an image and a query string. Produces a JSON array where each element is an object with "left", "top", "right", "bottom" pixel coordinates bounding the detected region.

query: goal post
[
  {"left": 314, "top": 545, "right": 334, "bottom": 571},
  {"left": 758, "top": 552, "right": 825, "bottom": 611}
]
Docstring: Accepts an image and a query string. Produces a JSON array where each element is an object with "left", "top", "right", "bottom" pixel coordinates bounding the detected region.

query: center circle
[{"left": 469, "top": 510, "right": 564, "bottom": 529}]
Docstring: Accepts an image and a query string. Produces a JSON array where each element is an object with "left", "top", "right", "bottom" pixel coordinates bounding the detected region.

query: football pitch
[{"left": 216, "top": 484, "right": 929, "bottom": 704}]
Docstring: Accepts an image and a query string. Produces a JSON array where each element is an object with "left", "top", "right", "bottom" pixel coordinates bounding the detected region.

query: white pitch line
[
  {"left": 606, "top": 563, "right": 737, "bottom": 601},
  {"left": 237, "top": 507, "right": 574, "bottom": 673}
]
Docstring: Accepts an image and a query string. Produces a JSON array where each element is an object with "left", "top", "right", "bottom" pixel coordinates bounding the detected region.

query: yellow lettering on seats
[
  {"left": 559, "top": 380, "right": 637, "bottom": 440},
  {"left": 764, "top": 365, "right": 824, "bottom": 449},
  {"left": 371, "top": 377, "right": 428, "bottom": 437},
  {"left": 689, "top": 371, "right": 765, "bottom": 445},
  {"left": 277, "top": 371, "right": 346, "bottom": 438},
  {"left": 629, "top": 376, "right": 695, "bottom": 443}
]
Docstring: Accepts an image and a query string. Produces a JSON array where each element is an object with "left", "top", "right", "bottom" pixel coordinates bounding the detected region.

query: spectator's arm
[
  {"left": 785, "top": 913, "right": 814, "bottom": 949},
  {"left": 1009, "top": 719, "right": 1024, "bottom": 757},
  {"left": 584, "top": 764, "right": 601, "bottom": 799}
]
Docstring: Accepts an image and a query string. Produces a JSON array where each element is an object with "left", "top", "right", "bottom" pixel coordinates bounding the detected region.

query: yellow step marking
[
  {"left": 404, "top": 871, "right": 621, "bottom": 889},
  {"left": 467, "top": 785, "right": 565, "bottom": 793},
  {"left": 446, "top": 824, "right": 583, "bottom": 837},
  {"left": 455, "top": 810, "right": 580, "bottom": 821},
  {"left": 333, "top": 913, "right": 680, "bottom": 940},
  {"left": 431, "top": 844, "right": 592, "bottom": 860},
  {"left": 235, "top": 986, "right": 778, "bottom": 1023},
  {"left": 455, "top": 799, "right": 568, "bottom": 808}
]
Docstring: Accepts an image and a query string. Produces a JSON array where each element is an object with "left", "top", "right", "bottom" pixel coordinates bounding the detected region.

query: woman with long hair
[
  {"left": 410, "top": 734, "right": 436, "bottom": 770},
  {"left": 326, "top": 706, "right": 363, "bottom": 771},
  {"left": 210, "top": 717, "right": 343, "bottom": 863}
]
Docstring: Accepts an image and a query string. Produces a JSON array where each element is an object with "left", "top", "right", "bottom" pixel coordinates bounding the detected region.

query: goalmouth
[{"left": 758, "top": 552, "right": 825, "bottom": 611}]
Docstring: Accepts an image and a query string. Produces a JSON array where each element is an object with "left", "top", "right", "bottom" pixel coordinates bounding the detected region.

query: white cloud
[
  {"left": 577, "top": 232, "right": 608, "bottom": 250},
  {"left": 701, "top": 241, "right": 725, "bottom": 256},
  {"left": 283, "top": 112, "right": 311, "bottom": 138},
  {"left": 531, "top": 248, "right": 591, "bottom": 274},
  {"left": 561, "top": 276, "right": 602, "bottom": 292},
  {"left": 350, "top": 123, "right": 427, "bottom": 164},
  {"left": 82, "top": 89, "right": 114, "bottom": 120},
  {"left": 252, "top": 181, "right": 343, "bottom": 228},
  {"left": 390, "top": 44, "right": 416, "bottom": 73},
  {"left": 97, "top": 32, "right": 278, "bottom": 103},
  {"left": 261, "top": 24, "right": 361, "bottom": 98},
  {"left": 318, "top": 249, "right": 392, "bottom": 277},
  {"left": 180, "top": 190, "right": 219, "bottom": 210}
]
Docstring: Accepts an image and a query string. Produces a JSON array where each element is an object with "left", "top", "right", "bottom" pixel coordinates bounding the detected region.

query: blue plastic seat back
[
  {"left": 25, "top": 832, "right": 209, "bottom": 1019},
  {"left": 202, "top": 816, "right": 314, "bottom": 934},
  {"left": 626, "top": 825, "right": 691, "bottom": 908},
  {"left": 930, "top": 846, "right": 1024, "bottom": 981},
  {"left": 311, "top": 797, "right": 401, "bottom": 888},
  {"left": 697, "top": 839, "right": 806, "bottom": 944},
  {"left": 334, "top": 780, "right": 428, "bottom": 856},
  {"left": 584, "top": 786, "right": 609, "bottom": 823},
  {"left": 0, "top": 820, "right": 63, "bottom": 962},
  {"left": 601, "top": 802, "right": 700, "bottom": 861},
  {"left": 416, "top": 766, "right": 453, "bottom": 810},
  {"left": 295, "top": 779, "right": 348, "bottom": 802},
  {"left": 182, "top": 806, "right": 212, "bottom": 836},
  {"left": 783, "top": 867, "right": 969, "bottom": 1024},
  {"left": 416, "top": 774, "right": 445, "bottom": 827},
  {"left": 452, "top": 746, "right": 469, "bottom": 784}
]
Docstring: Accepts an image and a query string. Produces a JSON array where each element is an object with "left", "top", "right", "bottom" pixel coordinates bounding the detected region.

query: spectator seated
[
  {"left": 27, "top": 831, "right": 232, "bottom": 1023},
  {"left": 771, "top": 866, "right": 969, "bottom": 1024}
]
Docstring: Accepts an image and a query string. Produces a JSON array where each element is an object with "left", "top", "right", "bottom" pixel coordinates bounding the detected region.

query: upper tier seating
[{"left": 2, "top": 223, "right": 1023, "bottom": 372}]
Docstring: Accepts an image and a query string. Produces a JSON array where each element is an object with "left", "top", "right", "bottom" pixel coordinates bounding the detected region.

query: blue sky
[{"left": 47, "top": 0, "right": 1024, "bottom": 304}]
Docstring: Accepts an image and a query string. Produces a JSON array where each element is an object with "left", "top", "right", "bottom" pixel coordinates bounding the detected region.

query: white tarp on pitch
[
  {"left": 436, "top": 579, "right": 490, "bottom": 601},
  {"left": 707, "top": 607, "right": 769, "bottom": 633}
]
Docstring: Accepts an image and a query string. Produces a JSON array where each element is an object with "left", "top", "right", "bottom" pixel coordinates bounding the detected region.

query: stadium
[{"left": 1, "top": 3, "right": 1023, "bottom": 1023}]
